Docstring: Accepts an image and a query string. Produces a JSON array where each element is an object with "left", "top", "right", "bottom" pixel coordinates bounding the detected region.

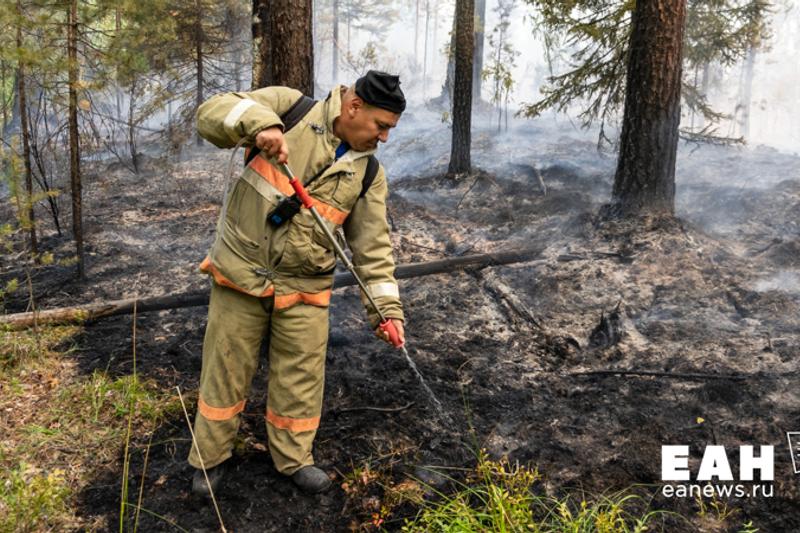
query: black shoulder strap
[
  {"left": 244, "top": 95, "right": 317, "bottom": 166},
  {"left": 280, "top": 95, "right": 317, "bottom": 132},
  {"left": 359, "top": 155, "right": 380, "bottom": 198}
]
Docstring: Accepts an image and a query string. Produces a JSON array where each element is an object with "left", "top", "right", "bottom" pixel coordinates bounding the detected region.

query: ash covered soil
[{"left": 3, "top": 111, "right": 800, "bottom": 531}]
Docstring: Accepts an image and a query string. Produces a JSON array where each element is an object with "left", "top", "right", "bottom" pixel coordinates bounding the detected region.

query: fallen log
[{"left": 0, "top": 247, "right": 543, "bottom": 330}]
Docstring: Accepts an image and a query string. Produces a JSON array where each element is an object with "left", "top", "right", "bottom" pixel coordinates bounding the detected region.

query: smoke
[
  {"left": 323, "top": 1, "right": 800, "bottom": 155},
  {"left": 753, "top": 271, "right": 800, "bottom": 295}
]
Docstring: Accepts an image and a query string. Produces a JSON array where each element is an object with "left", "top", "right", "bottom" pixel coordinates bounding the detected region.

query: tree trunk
[
  {"left": 332, "top": 0, "right": 339, "bottom": 84},
  {"left": 4, "top": 68, "right": 20, "bottom": 137},
  {"left": 266, "top": 0, "right": 314, "bottom": 96},
  {"left": 128, "top": 82, "right": 139, "bottom": 173},
  {"left": 432, "top": 3, "right": 439, "bottom": 82},
  {"left": 33, "top": 93, "right": 62, "bottom": 236},
  {"left": 0, "top": 247, "right": 543, "bottom": 329},
  {"left": 194, "top": 0, "right": 204, "bottom": 146},
  {"left": 611, "top": 0, "right": 687, "bottom": 216},
  {"left": 423, "top": 0, "right": 430, "bottom": 97},
  {"left": 252, "top": 0, "right": 271, "bottom": 89},
  {"left": 115, "top": 7, "right": 122, "bottom": 120},
  {"left": 415, "top": 0, "right": 420, "bottom": 66},
  {"left": 346, "top": 14, "right": 351, "bottom": 56},
  {"left": 739, "top": 46, "right": 756, "bottom": 139},
  {"left": 1, "top": 61, "right": 9, "bottom": 130},
  {"left": 495, "top": 37, "right": 502, "bottom": 130},
  {"left": 472, "top": 0, "right": 486, "bottom": 104},
  {"left": 16, "top": 2, "right": 38, "bottom": 261},
  {"left": 448, "top": 0, "right": 474, "bottom": 176},
  {"left": 67, "top": 0, "right": 84, "bottom": 278},
  {"left": 439, "top": 4, "right": 457, "bottom": 105}
]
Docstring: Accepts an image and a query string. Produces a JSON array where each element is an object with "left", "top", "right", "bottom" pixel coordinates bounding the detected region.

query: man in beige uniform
[{"left": 190, "top": 71, "right": 406, "bottom": 495}]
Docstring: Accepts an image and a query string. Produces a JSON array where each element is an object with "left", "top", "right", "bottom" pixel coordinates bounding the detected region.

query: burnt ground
[{"left": 2, "top": 117, "right": 800, "bottom": 531}]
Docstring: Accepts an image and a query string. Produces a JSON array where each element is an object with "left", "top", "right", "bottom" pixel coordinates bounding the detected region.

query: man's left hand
[{"left": 375, "top": 319, "right": 405, "bottom": 348}]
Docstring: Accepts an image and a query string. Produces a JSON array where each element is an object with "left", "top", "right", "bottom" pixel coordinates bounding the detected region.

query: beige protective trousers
[{"left": 188, "top": 282, "right": 329, "bottom": 475}]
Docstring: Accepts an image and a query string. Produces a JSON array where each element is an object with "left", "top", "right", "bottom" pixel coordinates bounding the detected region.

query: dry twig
[
  {"left": 335, "top": 402, "right": 415, "bottom": 414},
  {"left": 176, "top": 386, "right": 227, "bottom": 533}
]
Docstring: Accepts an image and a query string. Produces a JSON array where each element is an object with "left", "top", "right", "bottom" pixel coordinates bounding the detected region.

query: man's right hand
[{"left": 255, "top": 126, "right": 289, "bottom": 164}]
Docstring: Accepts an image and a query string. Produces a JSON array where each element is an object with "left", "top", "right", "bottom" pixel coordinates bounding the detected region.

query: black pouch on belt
[{"left": 267, "top": 195, "right": 302, "bottom": 227}]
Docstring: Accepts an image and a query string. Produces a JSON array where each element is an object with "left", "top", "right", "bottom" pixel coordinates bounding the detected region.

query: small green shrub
[{"left": 0, "top": 463, "right": 71, "bottom": 533}]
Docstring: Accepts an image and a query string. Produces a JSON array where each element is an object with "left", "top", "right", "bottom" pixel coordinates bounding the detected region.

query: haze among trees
[{"left": 0, "top": 0, "right": 783, "bottom": 270}]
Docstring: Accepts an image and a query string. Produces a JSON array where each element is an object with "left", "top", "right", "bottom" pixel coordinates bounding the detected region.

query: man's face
[{"left": 344, "top": 99, "right": 400, "bottom": 151}]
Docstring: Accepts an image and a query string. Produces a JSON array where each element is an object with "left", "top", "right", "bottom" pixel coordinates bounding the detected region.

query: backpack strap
[
  {"left": 359, "top": 155, "right": 380, "bottom": 198},
  {"left": 244, "top": 95, "right": 317, "bottom": 166},
  {"left": 280, "top": 94, "right": 317, "bottom": 132}
]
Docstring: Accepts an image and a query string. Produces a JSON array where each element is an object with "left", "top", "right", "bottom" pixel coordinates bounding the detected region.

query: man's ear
[{"left": 348, "top": 96, "right": 363, "bottom": 118}]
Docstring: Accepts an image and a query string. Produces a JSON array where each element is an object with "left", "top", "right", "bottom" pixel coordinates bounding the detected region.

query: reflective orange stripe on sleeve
[
  {"left": 198, "top": 397, "right": 246, "bottom": 421},
  {"left": 274, "top": 289, "right": 332, "bottom": 309},
  {"left": 199, "top": 256, "right": 275, "bottom": 298},
  {"left": 266, "top": 408, "right": 320, "bottom": 432}
]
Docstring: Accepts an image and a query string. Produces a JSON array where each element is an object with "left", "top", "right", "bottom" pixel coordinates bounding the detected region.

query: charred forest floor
[{"left": 2, "top": 114, "right": 800, "bottom": 532}]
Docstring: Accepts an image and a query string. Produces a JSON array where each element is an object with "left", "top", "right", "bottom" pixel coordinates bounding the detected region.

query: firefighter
[{"left": 189, "top": 71, "right": 406, "bottom": 495}]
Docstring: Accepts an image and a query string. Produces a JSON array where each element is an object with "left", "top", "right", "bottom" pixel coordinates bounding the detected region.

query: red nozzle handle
[
  {"left": 379, "top": 319, "right": 404, "bottom": 348},
  {"left": 289, "top": 178, "right": 315, "bottom": 209}
]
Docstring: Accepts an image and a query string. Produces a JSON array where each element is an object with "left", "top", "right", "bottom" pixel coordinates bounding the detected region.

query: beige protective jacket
[{"left": 196, "top": 86, "right": 403, "bottom": 326}]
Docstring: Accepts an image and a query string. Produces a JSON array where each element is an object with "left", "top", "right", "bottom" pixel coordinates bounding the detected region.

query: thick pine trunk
[
  {"left": 67, "top": 0, "right": 84, "bottom": 278},
  {"left": 611, "top": 0, "right": 687, "bottom": 216},
  {"left": 267, "top": 0, "right": 314, "bottom": 96},
  {"left": 16, "top": 4, "right": 38, "bottom": 261},
  {"left": 472, "top": 0, "right": 486, "bottom": 104},
  {"left": 448, "top": 0, "right": 474, "bottom": 176}
]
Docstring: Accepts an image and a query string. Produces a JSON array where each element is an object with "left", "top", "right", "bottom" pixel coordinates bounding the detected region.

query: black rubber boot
[
  {"left": 192, "top": 462, "right": 226, "bottom": 497},
  {"left": 290, "top": 465, "right": 332, "bottom": 494}
]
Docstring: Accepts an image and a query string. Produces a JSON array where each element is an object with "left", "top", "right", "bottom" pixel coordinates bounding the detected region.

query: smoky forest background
[{"left": 1, "top": 0, "right": 800, "bottom": 532}]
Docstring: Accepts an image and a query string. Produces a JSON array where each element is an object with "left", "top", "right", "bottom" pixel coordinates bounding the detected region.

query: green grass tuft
[{"left": 402, "top": 450, "right": 671, "bottom": 533}]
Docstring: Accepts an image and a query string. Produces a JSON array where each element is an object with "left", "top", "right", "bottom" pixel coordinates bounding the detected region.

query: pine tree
[
  {"left": 448, "top": 0, "right": 474, "bottom": 176},
  {"left": 611, "top": 0, "right": 687, "bottom": 216},
  {"left": 483, "top": 0, "right": 518, "bottom": 131},
  {"left": 522, "top": 0, "right": 773, "bottom": 142}
]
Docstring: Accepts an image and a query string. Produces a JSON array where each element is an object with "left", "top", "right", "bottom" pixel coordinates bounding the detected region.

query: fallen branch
[
  {"left": 570, "top": 369, "right": 747, "bottom": 381},
  {"left": 334, "top": 402, "right": 415, "bottom": 414},
  {"left": 557, "top": 250, "right": 632, "bottom": 262},
  {"left": 0, "top": 247, "right": 544, "bottom": 329},
  {"left": 472, "top": 270, "right": 544, "bottom": 330}
]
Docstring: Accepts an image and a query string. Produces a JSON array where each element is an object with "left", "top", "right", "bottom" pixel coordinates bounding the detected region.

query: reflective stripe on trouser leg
[
  {"left": 188, "top": 282, "right": 271, "bottom": 469},
  {"left": 266, "top": 301, "right": 329, "bottom": 475}
]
